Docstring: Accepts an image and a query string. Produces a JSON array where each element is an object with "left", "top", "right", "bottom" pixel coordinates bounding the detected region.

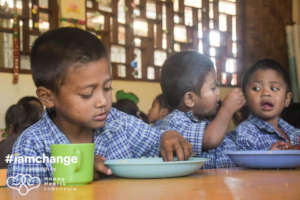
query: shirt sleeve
[
  {"left": 95, "top": 109, "right": 161, "bottom": 159},
  {"left": 7, "top": 131, "right": 51, "bottom": 185},
  {"left": 159, "top": 118, "right": 206, "bottom": 156}
]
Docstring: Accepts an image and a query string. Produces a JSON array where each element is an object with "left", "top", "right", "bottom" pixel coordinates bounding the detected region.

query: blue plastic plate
[
  {"left": 226, "top": 150, "right": 300, "bottom": 169},
  {"left": 104, "top": 157, "right": 209, "bottom": 178}
]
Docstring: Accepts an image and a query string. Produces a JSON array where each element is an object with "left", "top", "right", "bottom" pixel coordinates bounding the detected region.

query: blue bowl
[
  {"left": 226, "top": 150, "right": 300, "bottom": 169},
  {"left": 104, "top": 157, "right": 209, "bottom": 178}
]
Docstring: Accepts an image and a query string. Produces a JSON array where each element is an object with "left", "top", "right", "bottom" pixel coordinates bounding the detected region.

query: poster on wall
[{"left": 59, "top": 0, "right": 86, "bottom": 28}]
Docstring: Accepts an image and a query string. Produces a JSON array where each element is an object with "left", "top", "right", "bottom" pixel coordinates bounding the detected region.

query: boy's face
[
  {"left": 49, "top": 58, "right": 112, "bottom": 130},
  {"left": 192, "top": 70, "right": 220, "bottom": 117},
  {"left": 245, "top": 69, "right": 292, "bottom": 123}
]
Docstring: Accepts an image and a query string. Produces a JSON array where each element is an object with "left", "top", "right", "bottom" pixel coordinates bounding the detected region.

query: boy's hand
[
  {"left": 287, "top": 144, "right": 300, "bottom": 150},
  {"left": 160, "top": 130, "right": 192, "bottom": 161},
  {"left": 270, "top": 141, "right": 300, "bottom": 150},
  {"left": 270, "top": 141, "right": 290, "bottom": 150},
  {"left": 94, "top": 155, "right": 112, "bottom": 180},
  {"left": 222, "top": 88, "right": 246, "bottom": 115}
]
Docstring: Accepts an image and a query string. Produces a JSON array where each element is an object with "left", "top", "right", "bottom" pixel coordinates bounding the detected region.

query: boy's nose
[
  {"left": 95, "top": 93, "right": 107, "bottom": 108},
  {"left": 261, "top": 87, "right": 271, "bottom": 96}
]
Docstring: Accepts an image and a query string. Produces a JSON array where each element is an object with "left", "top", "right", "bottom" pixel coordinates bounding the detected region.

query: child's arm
[
  {"left": 95, "top": 109, "right": 192, "bottom": 162},
  {"left": 94, "top": 132, "right": 192, "bottom": 178},
  {"left": 203, "top": 88, "right": 245, "bottom": 150}
]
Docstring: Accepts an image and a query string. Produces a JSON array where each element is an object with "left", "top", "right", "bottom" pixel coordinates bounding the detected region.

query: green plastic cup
[{"left": 50, "top": 143, "right": 95, "bottom": 186}]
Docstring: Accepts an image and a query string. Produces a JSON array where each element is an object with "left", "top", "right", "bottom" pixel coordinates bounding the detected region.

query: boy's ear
[
  {"left": 159, "top": 107, "right": 169, "bottom": 117},
  {"left": 183, "top": 92, "right": 196, "bottom": 108},
  {"left": 36, "top": 87, "right": 55, "bottom": 109},
  {"left": 284, "top": 91, "right": 293, "bottom": 107}
]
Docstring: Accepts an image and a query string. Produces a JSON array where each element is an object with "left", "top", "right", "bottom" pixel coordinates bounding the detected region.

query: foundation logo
[{"left": 7, "top": 174, "right": 41, "bottom": 196}]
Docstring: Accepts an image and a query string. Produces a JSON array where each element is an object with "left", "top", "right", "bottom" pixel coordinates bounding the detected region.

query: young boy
[
  {"left": 148, "top": 94, "right": 172, "bottom": 125},
  {"left": 7, "top": 27, "right": 192, "bottom": 183},
  {"left": 155, "top": 51, "right": 246, "bottom": 168},
  {"left": 234, "top": 59, "right": 300, "bottom": 150}
]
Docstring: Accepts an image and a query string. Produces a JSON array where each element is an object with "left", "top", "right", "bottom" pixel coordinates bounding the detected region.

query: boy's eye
[
  {"left": 252, "top": 86, "right": 260, "bottom": 91},
  {"left": 271, "top": 87, "right": 280, "bottom": 91},
  {"left": 104, "top": 86, "right": 112, "bottom": 91},
  {"left": 80, "top": 93, "right": 93, "bottom": 99}
]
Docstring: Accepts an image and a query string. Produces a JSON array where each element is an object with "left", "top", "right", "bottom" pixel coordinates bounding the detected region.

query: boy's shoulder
[
  {"left": 156, "top": 110, "right": 187, "bottom": 128},
  {"left": 13, "top": 111, "right": 67, "bottom": 150},
  {"left": 107, "top": 107, "right": 135, "bottom": 122},
  {"left": 156, "top": 109, "right": 208, "bottom": 131},
  {"left": 235, "top": 116, "right": 259, "bottom": 133},
  {"left": 237, "top": 115, "right": 298, "bottom": 132},
  {"left": 163, "top": 109, "right": 196, "bottom": 123},
  {"left": 17, "top": 115, "right": 46, "bottom": 141},
  {"left": 104, "top": 107, "right": 160, "bottom": 133},
  {"left": 11, "top": 116, "right": 47, "bottom": 156},
  {"left": 236, "top": 118, "right": 256, "bottom": 128}
]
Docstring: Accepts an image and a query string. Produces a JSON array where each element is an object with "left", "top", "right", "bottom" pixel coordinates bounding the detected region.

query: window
[
  {"left": 0, "top": 0, "right": 58, "bottom": 74},
  {"left": 0, "top": 0, "right": 242, "bottom": 86},
  {"left": 86, "top": 0, "right": 242, "bottom": 85}
]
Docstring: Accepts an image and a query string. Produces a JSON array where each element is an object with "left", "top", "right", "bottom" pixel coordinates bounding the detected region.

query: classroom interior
[{"left": 0, "top": 0, "right": 299, "bottom": 129}]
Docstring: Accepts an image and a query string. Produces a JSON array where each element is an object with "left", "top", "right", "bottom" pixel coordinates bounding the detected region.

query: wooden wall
[{"left": 242, "top": 0, "right": 293, "bottom": 72}]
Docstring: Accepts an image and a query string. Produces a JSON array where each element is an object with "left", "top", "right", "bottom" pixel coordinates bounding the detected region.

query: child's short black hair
[
  {"left": 160, "top": 51, "right": 215, "bottom": 108},
  {"left": 17, "top": 96, "right": 42, "bottom": 108},
  {"left": 5, "top": 104, "right": 19, "bottom": 135},
  {"left": 154, "top": 94, "right": 172, "bottom": 112},
  {"left": 112, "top": 99, "right": 139, "bottom": 117},
  {"left": 5, "top": 100, "right": 42, "bottom": 136},
  {"left": 30, "top": 27, "right": 108, "bottom": 93},
  {"left": 241, "top": 59, "right": 291, "bottom": 93}
]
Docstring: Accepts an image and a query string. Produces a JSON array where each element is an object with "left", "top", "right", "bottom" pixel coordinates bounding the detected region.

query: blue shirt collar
[
  {"left": 172, "top": 109, "right": 208, "bottom": 123},
  {"left": 248, "top": 114, "right": 296, "bottom": 138}
]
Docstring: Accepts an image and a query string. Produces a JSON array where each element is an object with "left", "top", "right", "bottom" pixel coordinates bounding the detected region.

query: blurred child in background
[
  {"left": 113, "top": 99, "right": 139, "bottom": 117},
  {"left": 113, "top": 91, "right": 148, "bottom": 123},
  {"left": 0, "top": 96, "right": 43, "bottom": 168},
  {"left": 148, "top": 94, "right": 172, "bottom": 126}
]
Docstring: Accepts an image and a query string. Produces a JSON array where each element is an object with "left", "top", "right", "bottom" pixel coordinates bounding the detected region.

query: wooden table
[{"left": 1, "top": 168, "right": 300, "bottom": 200}]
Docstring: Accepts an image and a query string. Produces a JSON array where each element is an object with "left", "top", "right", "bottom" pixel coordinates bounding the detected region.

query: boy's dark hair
[
  {"left": 17, "top": 96, "right": 43, "bottom": 108},
  {"left": 112, "top": 99, "right": 149, "bottom": 123},
  {"left": 160, "top": 51, "right": 215, "bottom": 108},
  {"left": 155, "top": 94, "right": 172, "bottom": 112},
  {"left": 137, "top": 111, "right": 149, "bottom": 123},
  {"left": 5, "top": 99, "right": 42, "bottom": 136},
  {"left": 5, "top": 104, "right": 19, "bottom": 135},
  {"left": 112, "top": 99, "right": 139, "bottom": 117},
  {"left": 241, "top": 59, "right": 291, "bottom": 93},
  {"left": 30, "top": 27, "right": 108, "bottom": 93}
]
